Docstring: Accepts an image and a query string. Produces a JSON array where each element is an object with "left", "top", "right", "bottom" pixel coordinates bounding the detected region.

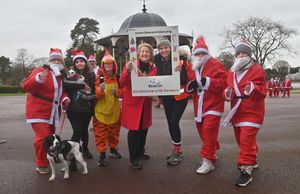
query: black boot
[
  {"left": 69, "top": 158, "right": 77, "bottom": 172},
  {"left": 109, "top": 148, "right": 122, "bottom": 159},
  {"left": 130, "top": 160, "right": 143, "bottom": 169},
  {"left": 97, "top": 152, "right": 107, "bottom": 166},
  {"left": 83, "top": 149, "right": 93, "bottom": 159}
]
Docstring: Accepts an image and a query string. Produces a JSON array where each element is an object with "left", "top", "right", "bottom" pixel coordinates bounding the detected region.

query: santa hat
[
  {"left": 235, "top": 40, "right": 253, "bottom": 57},
  {"left": 49, "top": 48, "right": 64, "bottom": 63},
  {"left": 157, "top": 37, "right": 171, "bottom": 49},
  {"left": 88, "top": 55, "right": 96, "bottom": 62},
  {"left": 101, "top": 49, "right": 117, "bottom": 72},
  {"left": 71, "top": 49, "right": 87, "bottom": 63},
  {"left": 192, "top": 36, "right": 209, "bottom": 55}
]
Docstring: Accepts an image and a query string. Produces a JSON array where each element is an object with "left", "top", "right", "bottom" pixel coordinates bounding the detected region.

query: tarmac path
[{"left": 0, "top": 95, "right": 299, "bottom": 194}]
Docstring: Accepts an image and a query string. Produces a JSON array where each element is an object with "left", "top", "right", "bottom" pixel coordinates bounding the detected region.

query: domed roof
[{"left": 117, "top": 11, "right": 167, "bottom": 33}]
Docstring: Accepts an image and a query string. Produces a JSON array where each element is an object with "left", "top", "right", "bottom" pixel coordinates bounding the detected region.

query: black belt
[
  {"left": 235, "top": 95, "right": 249, "bottom": 99},
  {"left": 31, "top": 93, "right": 58, "bottom": 104}
]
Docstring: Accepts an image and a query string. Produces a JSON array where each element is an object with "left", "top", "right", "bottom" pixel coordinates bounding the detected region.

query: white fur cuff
[{"left": 35, "top": 73, "right": 45, "bottom": 83}]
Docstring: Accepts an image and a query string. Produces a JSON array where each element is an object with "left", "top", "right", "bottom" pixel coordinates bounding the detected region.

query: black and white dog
[{"left": 43, "top": 134, "right": 88, "bottom": 181}]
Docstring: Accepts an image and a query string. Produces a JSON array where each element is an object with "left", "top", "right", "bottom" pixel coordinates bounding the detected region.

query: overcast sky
[{"left": 0, "top": 0, "right": 299, "bottom": 67}]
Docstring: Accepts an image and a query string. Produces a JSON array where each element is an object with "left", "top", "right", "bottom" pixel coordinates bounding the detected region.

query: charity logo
[{"left": 148, "top": 78, "right": 162, "bottom": 88}]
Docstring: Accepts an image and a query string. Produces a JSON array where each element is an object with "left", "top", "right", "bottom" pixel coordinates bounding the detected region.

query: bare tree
[
  {"left": 217, "top": 52, "right": 234, "bottom": 70},
  {"left": 13, "top": 48, "right": 33, "bottom": 85},
  {"left": 31, "top": 57, "right": 48, "bottom": 68},
  {"left": 221, "top": 16, "right": 297, "bottom": 67}
]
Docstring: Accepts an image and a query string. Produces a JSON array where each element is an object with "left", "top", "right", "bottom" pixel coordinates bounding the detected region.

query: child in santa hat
[
  {"left": 223, "top": 40, "right": 266, "bottom": 187},
  {"left": 22, "top": 48, "right": 70, "bottom": 174}
]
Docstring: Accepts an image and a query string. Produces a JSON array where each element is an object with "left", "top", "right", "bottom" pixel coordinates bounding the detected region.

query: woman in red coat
[{"left": 120, "top": 43, "right": 156, "bottom": 169}]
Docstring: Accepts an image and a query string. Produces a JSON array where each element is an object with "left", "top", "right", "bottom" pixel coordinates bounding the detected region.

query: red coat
[
  {"left": 274, "top": 80, "right": 281, "bottom": 88},
  {"left": 22, "top": 67, "right": 69, "bottom": 127},
  {"left": 267, "top": 80, "right": 274, "bottom": 89},
  {"left": 119, "top": 61, "right": 157, "bottom": 130},
  {"left": 282, "top": 79, "right": 291, "bottom": 88},
  {"left": 226, "top": 64, "right": 266, "bottom": 125},
  {"left": 187, "top": 57, "right": 227, "bottom": 122}
]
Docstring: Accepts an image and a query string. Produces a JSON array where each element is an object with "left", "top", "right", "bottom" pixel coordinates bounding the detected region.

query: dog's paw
[
  {"left": 82, "top": 170, "right": 88, "bottom": 175},
  {"left": 49, "top": 176, "right": 55, "bottom": 181},
  {"left": 63, "top": 174, "right": 69, "bottom": 179}
]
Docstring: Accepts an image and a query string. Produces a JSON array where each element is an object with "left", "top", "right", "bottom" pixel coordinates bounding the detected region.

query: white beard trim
[
  {"left": 48, "top": 62, "right": 64, "bottom": 76},
  {"left": 231, "top": 56, "right": 252, "bottom": 72},
  {"left": 192, "top": 55, "right": 210, "bottom": 70}
]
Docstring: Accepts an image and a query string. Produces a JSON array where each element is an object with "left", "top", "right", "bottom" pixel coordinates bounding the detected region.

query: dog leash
[{"left": 58, "top": 111, "right": 66, "bottom": 136}]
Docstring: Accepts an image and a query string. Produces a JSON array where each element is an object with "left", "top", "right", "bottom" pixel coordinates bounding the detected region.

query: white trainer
[{"left": 196, "top": 158, "right": 214, "bottom": 174}]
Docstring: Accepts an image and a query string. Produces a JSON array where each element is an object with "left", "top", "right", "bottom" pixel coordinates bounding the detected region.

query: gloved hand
[
  {"left": 201, "top": 77, "right": 206, "bottom": 87},
  {"left": 187, "top": 80, "right": 198, "bottom": 91},
  {"left": 100, "top": 83, "right": 105, "bottom": 91},
  {"left": 111, "top": 88, "right": 117, "bottom": 96},
  {"left": 62, "top": 99, "right": 70, "bottom": 111}
]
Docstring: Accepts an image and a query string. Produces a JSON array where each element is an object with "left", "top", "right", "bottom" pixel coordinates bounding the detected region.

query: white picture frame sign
[{"left": 128, "top": 26, "right": 181, "bottom": 96}]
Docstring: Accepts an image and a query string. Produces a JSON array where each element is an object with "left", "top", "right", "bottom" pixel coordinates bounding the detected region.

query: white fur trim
[
  {"left": 172, "top": 141, "right": 182, "bottom": 145},
  {"left": 192, "top": 48, "right": 209, "bottom": 55},
  {"left": 195, "top": 111, "right": 223, "bottom": 122},
  {"left": 61, "top": 97, "right": 70, "bottom": 103},
  {"left": 35, "top": 73, "right": 45, "bottom": 83},
  {"left": 26, "top": 119, "right": 49, "bottom": 124},
  {"left": 234, "top": 122, "right": 261, "bottom": 129},
  {"left": 194, "top": 64, "right": 206, "bottom": 122},
  {"left": 49, "top": 52, "right": 63, "bottom": 57},
  {"left": 223, "top": 71, "right": 243, "bottom": 127},
  {"left": 60, "top": 97, "right": 70, "bottom": 112},
  {"left": 203, "top": 111, "right": 223, "bottom": 117},
  {"left": 186, "top": 81, "right": 195, "bottom": 92},
  {"left": 73, "top": 55, "right": 87, "bottom": 62},
  {"left": 203, "top": 77, "right": 210, "bottom": 90}
]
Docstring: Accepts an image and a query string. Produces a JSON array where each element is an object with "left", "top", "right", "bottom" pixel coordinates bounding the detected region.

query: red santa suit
[
  {"left": 22, "top": 49, "right": 69, "bottom": 168},
  {"left": 282, "top": 78, "right": 292, "bottom": 97},
  {"left": 267, "top": 79, "right": 274, "bottom": 97},
  {"left": 186, "top": 37, "right": 227, "bottom": 162},
  {"left": 223, "top": 62, "right": 266, "bottom": 166},
  {"left": 273, "top": 78, "right": 280, "bottom": 97}
]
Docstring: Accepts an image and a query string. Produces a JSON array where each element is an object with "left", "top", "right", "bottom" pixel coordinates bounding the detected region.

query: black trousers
[
  {"left": 127, "top": 128, "right": 148, "bottom": 163},
  {"left": 67, "top": 111, "right": 92, "bottom": 151},
  {"left": 162, "top": 97, "right": 188, "bottom": 145}
]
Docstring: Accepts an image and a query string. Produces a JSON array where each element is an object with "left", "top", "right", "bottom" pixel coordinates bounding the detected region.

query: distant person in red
[
  {"left": 223, "top": 40, "right": 266, "bottom": 187},
  {"left": 282, "top": 77, "right": 292, "bottom": 97},
  {"left": 267, "top": 78, "right": 274, "bottom": 97},
  {"left": 273, "top": 77, "right": 280, "bottom": 97},
  {"left": 22, "top": 48, "right": 70, "bottom": 174}
]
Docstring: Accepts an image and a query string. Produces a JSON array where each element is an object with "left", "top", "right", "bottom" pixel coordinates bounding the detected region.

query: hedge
[{"left": 0, "top": 86, "right": 25, "bottom": 93}]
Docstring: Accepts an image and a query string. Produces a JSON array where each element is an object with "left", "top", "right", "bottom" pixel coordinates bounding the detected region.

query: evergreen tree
[
  {"left": 0, "top": 56, "right": 12, "bottom": 85},
  {"left": 65, "top": 17, "right": 100, "bottom": 67}
]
